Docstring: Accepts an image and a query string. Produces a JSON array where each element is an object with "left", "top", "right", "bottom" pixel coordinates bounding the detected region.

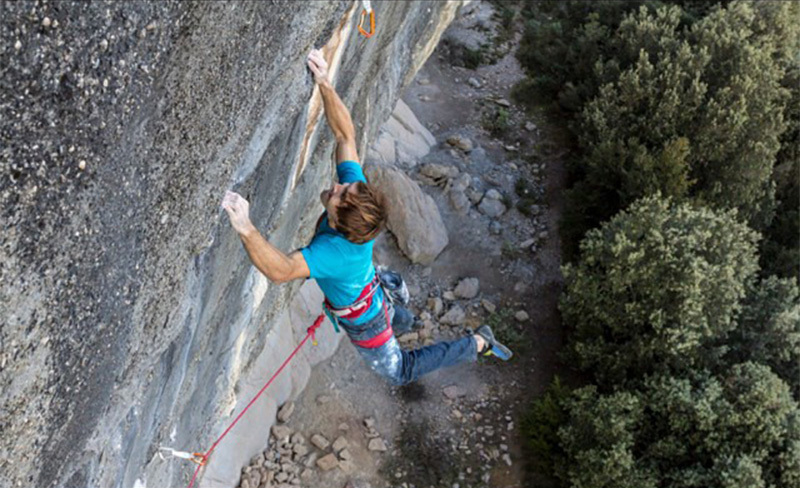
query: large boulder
[
  {"left": 368, "top": 99, "right": 436, "bottom": 167},
  {"left": 365, "top": 164, "right": 449, "bottom": 264}
]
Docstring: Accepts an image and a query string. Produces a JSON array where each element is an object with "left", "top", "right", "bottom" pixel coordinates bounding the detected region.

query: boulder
[
  {"left": 369, "top": 99, "right": 435, "bottom": 167},
  {"left": 365, "top": 164, "right": 449, "bottom": 264}
]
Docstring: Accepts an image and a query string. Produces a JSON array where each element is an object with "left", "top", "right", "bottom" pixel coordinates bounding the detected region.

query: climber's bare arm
[
  {"left": 307, "top": 49, "right": 360, "bottom": 165},
  {"left": 222, "top": 191, "right": 310, "bottom": 284}
]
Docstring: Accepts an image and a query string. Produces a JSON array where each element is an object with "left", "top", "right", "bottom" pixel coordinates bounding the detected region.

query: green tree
[
  {"left": 727, "top": 276, "right": 800, "bottom": 396},
  {"left": 561, "top": 195, "right": 759, "bottom": 385},
  {"left": 557, "top": 364, "right": 798, "bottom": 488},
  {"left": 578, "top": 2, "right": 798, "bottom": 224},
  {"left": 556, "top": 386, "right": 656, "bottom": 488}
]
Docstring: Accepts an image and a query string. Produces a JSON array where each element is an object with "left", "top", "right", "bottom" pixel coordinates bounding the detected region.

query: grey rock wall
[{"left": 0, "top": 1, "right": 463, "bottom": 487}]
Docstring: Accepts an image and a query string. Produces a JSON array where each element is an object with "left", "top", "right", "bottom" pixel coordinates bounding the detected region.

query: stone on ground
[
  {"left": 272, "top": 425, "right": 293, "bottom": 441},
  {"left": 365, "top": 163, "right": 449, "bottom": 265},
  {"left": 446, "top": 134, "right": 474, "bottom": 153},
  {"left": 310, "top": 434, "right": 330, "bottom": 450},
  {"left": 368, "top": 438, "right": 388, "bottom": 452},
  {"left": 332, "top": 436, "right": 349, "bottom": 452},
  {"left": 478, "top": 192, "right": 506, "bottom": 217},
  {"left": 277, "top": 401, "right": 295, "bottom": 422},
  {"left": 515, "top": 310, "right": 529, "bottom": 322},
  {"left": 316, "top": 453, "right": 339, "bottom": 471},
  {"left": 454, "top": 277, "right": 479, "bottom": 299},
  {"left": 440, "top": 305, "right": 466, "bottom": 326},
  {"left": 443, "top": 385, "right": 467, "bottom": 399}
]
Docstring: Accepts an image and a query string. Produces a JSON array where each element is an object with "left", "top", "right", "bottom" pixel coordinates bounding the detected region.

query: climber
[{"left": 221, "top": 48, "right": 512, "bottom": 386}]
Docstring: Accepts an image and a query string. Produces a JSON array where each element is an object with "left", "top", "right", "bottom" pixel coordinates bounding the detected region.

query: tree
[
  {"left": 578, "top": 2, "right": 798, "bottom": 224},
  {"left": 727, "top": 276, "right": 800, "bottom": 396},
  {"left": 557, "top": 364, "right": 798, "bottom": 488},
  {"left": 561, "top": 195, "right": 759, "bottom": 385},
  {"left": 556, "top": 386, "right": 656, "bottom": 488}
]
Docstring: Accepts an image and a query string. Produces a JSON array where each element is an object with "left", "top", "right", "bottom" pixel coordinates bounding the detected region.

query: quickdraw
[{"left": 358, "top": 0, "right": 375, "bottom": 38}]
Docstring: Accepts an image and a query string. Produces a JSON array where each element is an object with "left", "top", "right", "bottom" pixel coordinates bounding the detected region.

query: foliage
[
  {"left": 556, "top": 386, "right": 656, "bottom": 488},
  {"left": 485, "top": 307, "right": 528, "bottom": 354},
  {"left": 761, "top": 67, "right": 800, "bottom": 279},
  {"left": 520, "top": 1, "right": 800, "bottom": 259},
  {"left": 515, "top": 176, "right": 541, "bottom": 217},
  {"left": 557, "top": 364, "right": 799, "bottom": 488},
  {"left": 461, "top": 46, "right": 485, "bottom": 70},
  {"left": 483, "top": 106, "right": 511, "bottom": 137},
  {"left": 560, "top": 195, "right": 759, "bottom": 385},
  {"left": 521, "top": 376, "right": 570, "bottom": 476},
  {"left": 726, "top": 276, "right": 800, "bottom": 396}
]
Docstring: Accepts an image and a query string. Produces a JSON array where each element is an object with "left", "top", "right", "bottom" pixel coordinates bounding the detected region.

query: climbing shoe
[{"left": 476, "top": 325, "right": 513, "bottom": 361}]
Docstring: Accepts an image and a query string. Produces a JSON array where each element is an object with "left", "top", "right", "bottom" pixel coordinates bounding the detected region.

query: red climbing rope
[{"left": 185, "top": 313, "right": 326, "bottom": 488}]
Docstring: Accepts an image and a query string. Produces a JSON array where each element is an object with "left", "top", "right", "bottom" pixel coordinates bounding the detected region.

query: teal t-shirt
[{"left": 300, "top": 161, "right": 384, "bottom": 326}]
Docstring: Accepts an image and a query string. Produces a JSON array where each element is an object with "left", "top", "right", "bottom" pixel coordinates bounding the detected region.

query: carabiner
[
  {"left": 358, "top": 1, "right": 375, "bottom": 38},
  {"left": 190, "top": 453, "right": 207, "bottom": 466}
]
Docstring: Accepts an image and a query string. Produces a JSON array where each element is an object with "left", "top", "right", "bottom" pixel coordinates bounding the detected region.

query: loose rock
[
  {"left": 446, "top": 135, "right": 474, "bottom": 153},
  {"left": 368, "top": 438, "right": 388, "bottom": 452},
  {"left": 478, "top": 197, "right": 506, "bottom": 218},
  {"left": 443, "top": 385, "right": 467, "bottom": 399},
  {"left": 316, "top": 453, "right": 339, "bottom": 471},
  {"left": 515, "top": 310, "right": 529, "bottom": 322},
  {"left": 310, "top": 434, "right": 330, "bottom": 451},
  {"left": 440, "top": 306, "right": 466, "bottom": 326},
  {"left": 454, "top": 277, "right": 479, "bottom": 299},
  {"left": 272, "top": 425, "right": 293, "bottom": 441},
  {"left": 277, "top": 402, "right": 295, "bottom": 423}
]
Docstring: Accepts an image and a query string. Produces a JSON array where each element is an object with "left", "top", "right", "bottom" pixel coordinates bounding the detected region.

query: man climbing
[{"left": 221, "top": 48, "right": 512, "bottom": 386}]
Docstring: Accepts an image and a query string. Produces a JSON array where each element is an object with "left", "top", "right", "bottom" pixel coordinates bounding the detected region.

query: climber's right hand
[
  {"left": 222, "top": 191, "right": 256, "bottom": 236},
  {"left": 307, "top": 48, "right": 329, "bottom": 85}
]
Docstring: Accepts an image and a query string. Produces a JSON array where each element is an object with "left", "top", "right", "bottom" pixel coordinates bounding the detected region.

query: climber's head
[{"left": 321, "top": 181, "right": 387, "bottom": 244}]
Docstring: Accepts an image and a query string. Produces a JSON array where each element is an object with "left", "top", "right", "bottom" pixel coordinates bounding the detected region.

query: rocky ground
[{"left": 234, "top": 3, "right": 569, "bottom": 487}]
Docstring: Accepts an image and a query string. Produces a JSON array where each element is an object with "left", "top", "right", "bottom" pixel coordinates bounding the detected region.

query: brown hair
[{"left": 335, "top": 181, "right": 387, "bottom": 244}]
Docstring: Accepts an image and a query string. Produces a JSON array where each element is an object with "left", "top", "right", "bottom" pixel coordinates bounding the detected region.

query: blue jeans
[{"left": 338, "top": 303, "right": 477, "bottom": 385}]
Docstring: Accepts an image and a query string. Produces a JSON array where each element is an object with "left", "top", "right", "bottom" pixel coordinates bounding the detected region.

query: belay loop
[{"left": 358, "top": 0, "right": 375, "bottom": 38}]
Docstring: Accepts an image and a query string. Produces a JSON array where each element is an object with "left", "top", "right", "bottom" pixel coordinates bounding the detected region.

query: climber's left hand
[
  {"left": 307, "top": 48, "right": 329, "bottom": 84},
  {"left": 222, "top": 191, "right": 255, "bottom": 236}
]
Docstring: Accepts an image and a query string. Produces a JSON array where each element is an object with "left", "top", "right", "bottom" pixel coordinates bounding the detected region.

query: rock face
[
  {"left": 0, "top": 2, "right": 464, "bottom": 488},
  {"left": 365, "top": 164, "right": 449, "bottom": 265}
]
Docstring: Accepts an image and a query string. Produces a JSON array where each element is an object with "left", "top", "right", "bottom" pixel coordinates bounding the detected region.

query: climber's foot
[{"left": 475, "top": 325, "right": 513, "bottom": 361}]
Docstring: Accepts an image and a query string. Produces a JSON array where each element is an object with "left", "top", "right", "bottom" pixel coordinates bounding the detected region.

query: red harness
[{"left": 323, "top": 277, "right": 393, "bottom": 349}]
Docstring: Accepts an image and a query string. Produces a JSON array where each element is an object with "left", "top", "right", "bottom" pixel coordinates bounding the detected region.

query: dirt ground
[{"left": 257, "top": 3, "right": 570, "bottom": 488}]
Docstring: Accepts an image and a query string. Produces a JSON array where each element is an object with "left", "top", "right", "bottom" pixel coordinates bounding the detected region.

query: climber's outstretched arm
[
  {"left": 307, "top": 49, "right": 359, "bottom": 164},
  {"left": 222, "top": 191, "right": 310, "bottom": 284}
]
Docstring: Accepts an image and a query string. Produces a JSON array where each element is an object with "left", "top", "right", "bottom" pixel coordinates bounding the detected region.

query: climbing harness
[
  {"left": 323, "top": 275, "right": 381, "bottom": 332},
  {"left": 358, "top": 0, "right": 375, "bottom": 38},
  {"left": 178, "top": 314, "right": 325, "bottom": 488},
  {"left": 323, "top": 267, "right": 409, "bottom": 350}
]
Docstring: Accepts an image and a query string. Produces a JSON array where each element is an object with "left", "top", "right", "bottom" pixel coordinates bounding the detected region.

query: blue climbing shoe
[{"left": 476, "top": 325, "right": 513, "bottom": 361}]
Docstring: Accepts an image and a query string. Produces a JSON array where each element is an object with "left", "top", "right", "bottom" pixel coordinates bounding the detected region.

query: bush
[
  {"left": 483, "top": 106, "right": 511, "bottom": 137},
  {"left": 521, "top": 376, "right": 570, "bottom": 476},
  {"left": 560, "top": 195, "right": 759, "bottom": 385}
]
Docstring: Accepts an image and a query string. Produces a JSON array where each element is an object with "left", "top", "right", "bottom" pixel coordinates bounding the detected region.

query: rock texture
[
  {"left": 0, "top": 2, "right": 464, "bottom": 487},
  {"left": 364, "top": 163, "right": 449, "bottom": 265}
]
